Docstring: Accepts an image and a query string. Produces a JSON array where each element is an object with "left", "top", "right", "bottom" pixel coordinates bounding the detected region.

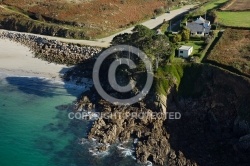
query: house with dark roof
[{"left": 186, "top": 16, "right": 211, "bottom": 36}]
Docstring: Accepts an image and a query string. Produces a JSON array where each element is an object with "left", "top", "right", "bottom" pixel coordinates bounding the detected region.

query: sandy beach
[{"left": 0, "top": 38, "right": 70, "bottom": 81}]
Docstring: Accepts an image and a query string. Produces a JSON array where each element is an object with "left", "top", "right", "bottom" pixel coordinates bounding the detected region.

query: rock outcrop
[{"left": 87, "top": 99, "right": 172, "bottom": 165}]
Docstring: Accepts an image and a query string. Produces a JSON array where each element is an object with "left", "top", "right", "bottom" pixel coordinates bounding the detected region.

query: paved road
[
  {"left": 0, "top": 5, "right": 194, "bottom": 48},
  {"left": 97, "top": 5, "right": 194, "bottom": 44}
]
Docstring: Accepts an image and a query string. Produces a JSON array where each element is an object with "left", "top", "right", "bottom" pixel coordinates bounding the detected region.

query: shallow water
[{"left": 0, "top": 74, "right": 138, "bottom": 166}]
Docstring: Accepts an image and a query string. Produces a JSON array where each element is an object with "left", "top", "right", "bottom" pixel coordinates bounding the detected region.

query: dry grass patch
[
  {"left": 2, "top": 0, "right": 169, "bottom": 38},
  {"left": 221, "top": 0, "right": 250, "bottom": 11},
  {"left": 206, "top": 29, "right": 250, "bottom": 76}
]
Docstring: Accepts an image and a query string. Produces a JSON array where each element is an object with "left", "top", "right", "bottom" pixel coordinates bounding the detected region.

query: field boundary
[
  {"left": 205, "top": 60, "right": 250, "bottom": 79},
  {"left": 202, "top": 31, "right": 223, "bottom": 62},
  {"left": 220, "top": 0, "right": 250, "bottom": 11},
  {"left": 220, "top": 0, "right": 235, "bottom": 10}
]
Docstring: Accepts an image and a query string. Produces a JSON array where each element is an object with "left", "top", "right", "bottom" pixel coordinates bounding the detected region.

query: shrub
[
  {"left": 181, "top": 28, "right": 190, "bottom": 41},
  {"left": 193, "top": 53, "right": 202, "bottom": 58},
  {"left": 172, "top": 34, "right": 182, "bottom": 43},
  {"left": 211, "top": 24, "right": 217, "bottom": 30},
  {"left": 154, "top": 7, "right": 165, "bottom": 15},
  {"left": 190, "top": 36, "right": 205, "bottom": 41}
]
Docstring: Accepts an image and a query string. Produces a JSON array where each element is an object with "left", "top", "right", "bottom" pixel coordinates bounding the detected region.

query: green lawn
[
  {"left": 216, "top": 11, "right": 250, "bottom": 27},
  {"left": 202, "top": 0, "right": 228, "bottom": 11},
  {"left": 172, "top": 57, "right": 185, "bottom": 63},
  {"left": 181, "top": 41, "right": 205, "bottom": 55}
]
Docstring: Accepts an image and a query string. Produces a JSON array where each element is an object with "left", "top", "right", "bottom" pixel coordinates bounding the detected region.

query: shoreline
[
  {"left": 0, "top": 36, "right": 95, "bottom": 91},
  {"left": 0, "top": 68, "right": 65, "bottom": 82},
  {"left": 0, "top": 38, "right": 69, "bottom": 82},
  {"left": 0, "top": 70, "right": 91, "bottom": 91}
]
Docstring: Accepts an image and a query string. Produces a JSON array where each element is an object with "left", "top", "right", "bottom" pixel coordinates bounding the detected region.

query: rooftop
[
  {"left": 179, "top": 45, "right": 193, "bottom": 50},
  {"left": 194, "top": 16, "right": 210, "bottom": 24},
  {"left": 187, "top": 22, "right": 211, "bottom": 33}
]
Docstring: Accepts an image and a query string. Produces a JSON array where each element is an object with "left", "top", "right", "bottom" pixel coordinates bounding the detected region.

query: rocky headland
[{"left": 73, "top": 63, "right": 250, "bottom": 166}]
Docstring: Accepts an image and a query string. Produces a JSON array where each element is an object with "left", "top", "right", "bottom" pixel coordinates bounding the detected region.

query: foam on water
[
  {"left": 146, "top": 161, "right": 153, "bottom": 166},
  {"left": 117, "top": 144, "right": 136, "bottom": 160},
  {"left": 88, "top": 148, "right": 110, "bottom": 157}
]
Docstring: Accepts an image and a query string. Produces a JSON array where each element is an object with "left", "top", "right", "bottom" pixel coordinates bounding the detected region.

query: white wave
[
  {"left": 146, "top": 161, "right": 153, "bottom": 166},
  {"left": 134, "top": 138, "right": 138, "bottom": 144},
  {"left": 88, "top": 147, "right": 110, "bottom": 157},
  {"left": 117, "top": 144, "right": 136, "bottom": 160},
  {"left": 91, "top": 138, "right": 97, "bottom": 142},
  {"left": 78, "top": 138, "right": 89, "bottom": 145}
]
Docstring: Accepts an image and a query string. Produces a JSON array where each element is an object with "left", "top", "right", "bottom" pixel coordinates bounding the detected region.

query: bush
[
  {"left": 154, "top": 7, "right": 165, "bottom": 15},
  {"left": 181, "top": 28, "right": 190, "bottom": 41},
  {"left": 193, "top": 53, "right": 202, "bottom": 58},
  {"left": 172, "top": 34, "right": 182, "bottom": 43},
  {"left": 190, "top": 36, "right": 205, "bottom": 41},
  {"left": 211, "top": 24, "right": 217, "bottom": 30}
]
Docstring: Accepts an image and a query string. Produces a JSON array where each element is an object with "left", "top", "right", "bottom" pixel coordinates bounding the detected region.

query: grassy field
[
  {"left": 202, "top": 0, "right": 228, "bottom": 11},
  {"left": 206, "top": 29, "right": 250, "bottom": 76},
  {"left": 216, "top": 11, "right": 250, "bottom": 27}
]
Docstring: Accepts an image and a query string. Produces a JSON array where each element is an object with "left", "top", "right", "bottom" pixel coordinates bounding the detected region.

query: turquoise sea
[{"left": 0, "top": 74, "right": 139, "bottom": 166}]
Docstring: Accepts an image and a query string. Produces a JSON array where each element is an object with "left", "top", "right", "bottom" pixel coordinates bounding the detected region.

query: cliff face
[
  {"left": 166, "top": 65, "right": 250, "bottom": 166},
  {"left": 74, "top": 63, "right": 250, "bottom": 165}
]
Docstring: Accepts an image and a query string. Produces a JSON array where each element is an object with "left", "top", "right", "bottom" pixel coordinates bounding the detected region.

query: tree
[
  {"left": 111, "top": 33, "right": 131, "bottom": 45},
  {"left": 111, "top": 24, "right": 172, "bottom": 64},
  {"left": 181, "top": 28, "right": 190, "bottom": 41},
  {"left": 131, "top": 25, "right": 154, "bottom": 39},
  {"left": 172, "top": 34, "right": 182, "bottom": 43}
]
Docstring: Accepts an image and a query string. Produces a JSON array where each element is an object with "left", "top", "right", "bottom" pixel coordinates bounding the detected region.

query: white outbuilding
[{"left": 178, "top": 46, "right": 193, "bottom": 58}]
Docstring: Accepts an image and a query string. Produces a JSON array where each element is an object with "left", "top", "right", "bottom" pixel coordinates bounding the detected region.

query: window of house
[
  {"left": 197, "top": 31, "right": 202, "bottom": 34},
  {"left": 180, "top": 51, "right": 183, "bottom": 53}
]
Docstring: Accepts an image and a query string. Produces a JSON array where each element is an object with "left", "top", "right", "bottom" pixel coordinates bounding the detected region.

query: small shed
[{"left": 178, "top": 46, "right": 193, "bottom": 58}]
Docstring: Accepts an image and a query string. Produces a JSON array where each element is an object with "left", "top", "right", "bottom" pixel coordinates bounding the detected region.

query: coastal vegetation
[
  {"left": 0, "top": 9, "right": 89, "bottom": 39},
  {"left": 154, "top": 63, "right": 203, "bottom": 96},
  {"left": 0, "top": 0, "right": 197, "bottom": 39}
]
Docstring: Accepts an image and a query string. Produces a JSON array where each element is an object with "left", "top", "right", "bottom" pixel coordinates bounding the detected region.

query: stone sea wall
[{"left": 0, "top": 31, "right": 102, "bottom": 65}]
